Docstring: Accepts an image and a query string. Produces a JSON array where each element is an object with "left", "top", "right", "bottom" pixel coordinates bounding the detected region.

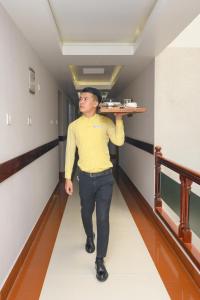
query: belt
[{"left": 79, "top": 168, "right": 112, "bottom": 178}]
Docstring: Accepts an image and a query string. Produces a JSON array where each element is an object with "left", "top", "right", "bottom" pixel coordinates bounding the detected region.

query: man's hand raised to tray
[{"left": 114, "top": 112, "right": 130, "bottom": 119}]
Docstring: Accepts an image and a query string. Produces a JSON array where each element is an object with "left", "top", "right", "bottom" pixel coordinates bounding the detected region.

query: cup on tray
[{"left": 123, "top": 99, "right": 137, "bottom": 108}]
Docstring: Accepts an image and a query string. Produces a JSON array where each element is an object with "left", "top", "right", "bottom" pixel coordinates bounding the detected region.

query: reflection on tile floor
[
  {"left": 117, "top": 171, "right": 200, "bottom": 299},
  {"left": 39, "top": 181, "right": 170, "bottom": 300}
]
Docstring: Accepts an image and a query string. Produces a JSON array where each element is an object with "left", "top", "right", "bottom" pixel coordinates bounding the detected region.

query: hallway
[{"left": 1, "top": 1, "right": 200, "bottom": 299}]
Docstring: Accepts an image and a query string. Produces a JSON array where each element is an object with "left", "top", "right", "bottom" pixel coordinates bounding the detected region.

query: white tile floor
[{"left": 39, "top": 181, "right": 170, "bottom": 300}]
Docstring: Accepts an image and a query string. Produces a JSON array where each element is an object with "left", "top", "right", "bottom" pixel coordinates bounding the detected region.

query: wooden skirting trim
[
  {"left": 125, "top": 136, "right": 154, "bottom": 154},
  {"left": 58, "top": 136, "right": 67, "bottom": 142},
  {"left": 0, "top": 184, "right": 59, "bottom": 300},
  {"left": 0, "top": 139, "right": 58, "bottom": 183},
  {"left": 110, "top": 154, "right": 117, "bottom": 159},
  {"left": 59, "top": 172, "right": 65, "bottom": 180},
  {"left": 115, "top": 166, "right": 200, "bottom": 288}
]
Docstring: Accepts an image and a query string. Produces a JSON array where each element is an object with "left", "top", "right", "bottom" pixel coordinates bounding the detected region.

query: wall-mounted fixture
[
  {"left": 29, "top": 67, "right": 36, "bottom": 94},
  {"left": 6, "top": 113, "right": 12, "bottom": 125},
  {"left": 27, "top": 115, "right": 32, "bottom": 126}
]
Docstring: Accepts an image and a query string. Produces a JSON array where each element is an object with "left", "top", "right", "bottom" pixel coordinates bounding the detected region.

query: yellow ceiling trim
[{"left": 69, "top": 64, "right": 122, "bottom": 90}]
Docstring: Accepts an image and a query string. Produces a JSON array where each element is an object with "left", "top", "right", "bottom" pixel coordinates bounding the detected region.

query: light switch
[
  {"left": 6, "top": 113, "right": 12, "bottom": 125},
  {"left": 27, "top": 116, "right": 32, "bottom": 126}
]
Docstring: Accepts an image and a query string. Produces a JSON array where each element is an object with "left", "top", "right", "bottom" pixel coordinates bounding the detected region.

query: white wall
[
  {"left": 155, "top": 47, "right": 200, "bottom": 196},
  {"left": 119, "top": 45, "right": 200, "bottom": 206},
  {"left": 118, "top": 61, "right": 155, "bottom": 207},
  {"left": 0, "top": 5, "right": 60, "bottom": 288},
  {"left": 59, "top": 97, "right": 77, "bottom": 173},
  {"left": 58, "top": 92, "right": 68, "bottom": 173}
]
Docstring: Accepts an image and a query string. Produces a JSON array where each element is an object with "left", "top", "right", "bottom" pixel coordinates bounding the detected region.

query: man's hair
[{"left": 81, "top": 87, "right": 102, "bottom": 104}]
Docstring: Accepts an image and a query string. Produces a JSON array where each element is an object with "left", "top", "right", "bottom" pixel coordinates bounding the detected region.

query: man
[{"left": 65, "top": 87, "right": 125, "bottom": 282}]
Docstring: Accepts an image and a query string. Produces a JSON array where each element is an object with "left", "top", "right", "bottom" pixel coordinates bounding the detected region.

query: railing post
[
  {"left": 178, "top": 175, "right": 192, "bottom": 243},
  {"left": 155, "top": 146, "right": 162, "bottom": 209}
]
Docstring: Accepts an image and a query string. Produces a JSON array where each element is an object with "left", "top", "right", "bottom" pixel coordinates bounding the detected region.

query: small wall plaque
[{"left": 29, "top": 67, "right": 35, "bottom": 94}]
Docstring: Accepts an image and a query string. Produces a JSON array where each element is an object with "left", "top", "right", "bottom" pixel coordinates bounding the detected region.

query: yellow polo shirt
[{"left": 65, "top": 113, "right": 124, "bottom": 179}]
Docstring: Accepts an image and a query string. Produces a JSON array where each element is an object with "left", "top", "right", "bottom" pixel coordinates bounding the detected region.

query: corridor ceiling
[{"left": 1, "top": 0, "right": 200, "bottom": 99}]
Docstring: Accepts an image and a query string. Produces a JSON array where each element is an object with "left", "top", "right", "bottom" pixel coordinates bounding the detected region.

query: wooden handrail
[
  {"left": 154, "top": 146, "right": 200, "bottom": 269},
  {"left": 156, "top": 155, "right": 200, "bottom": 185}
]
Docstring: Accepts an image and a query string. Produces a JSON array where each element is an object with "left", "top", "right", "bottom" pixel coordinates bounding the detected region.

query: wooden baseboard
[
  {"left": 0, "top": 183, "right": 59, "bottom": 300},
  {"left": 59, "top": 172, "right": 65, "bottom": 180},
  {"left": 110, "top": 154, "right": 117, "bottom": 159},
  {"left": 115, "top": 166, "right": 200, "bottom": 288}
]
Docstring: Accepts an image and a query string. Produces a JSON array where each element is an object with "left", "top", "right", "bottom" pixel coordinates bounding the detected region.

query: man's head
[{"left": 79, "top": 87, "right": 102, "bottom": 115}]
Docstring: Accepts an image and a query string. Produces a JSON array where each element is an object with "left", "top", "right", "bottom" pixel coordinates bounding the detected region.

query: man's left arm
[{"left": 107, "top": 115, "right": 125, "bottom": 146}]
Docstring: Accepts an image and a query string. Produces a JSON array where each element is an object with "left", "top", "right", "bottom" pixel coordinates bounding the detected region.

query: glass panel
[
  {"left": 190, "top": 182, "right": 200, "bottom": 239},
  {"left": 160, "top": 167, "right": 180, "bottom": 218},
  {"left": 160, "top": 166, "right": 200, "bottom": 243}
]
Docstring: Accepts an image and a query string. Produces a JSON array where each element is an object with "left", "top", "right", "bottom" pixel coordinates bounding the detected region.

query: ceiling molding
[
  {"left": 47, "top": 0, "right": 63, "bottom": 43},
  {"left": 1, "top": 0, "right": 200, "bottom": 96},
  {"left": 74, "top": 81, "right": 114, "bottom": 90},
  {"left": 62, "top": 43, "right": 135, "bottom": 56},
  {"left": 69, "top": 64, "right": 122, "bottom": 90}
]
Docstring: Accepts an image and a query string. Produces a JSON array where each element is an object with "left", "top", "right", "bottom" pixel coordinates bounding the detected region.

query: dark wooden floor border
[
  {"left": 115, "top": 166, "right": 200, "bottom": 288},
  {"left": 0, "top": 184, "right": 59, "bottom": 300},
  {"left": 125, "top": 136, "right": 154, "bottom": 154},
  {"left": 0, "top": 139, "right": 58, "bottom": 183}
]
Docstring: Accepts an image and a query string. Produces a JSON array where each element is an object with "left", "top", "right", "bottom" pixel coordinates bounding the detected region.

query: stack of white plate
[
  {"left": 124, "top": 102, "right": 137, "bottom": 108},
  {"left": 101, "top": 100, "right": 121, "bottom": 107}
]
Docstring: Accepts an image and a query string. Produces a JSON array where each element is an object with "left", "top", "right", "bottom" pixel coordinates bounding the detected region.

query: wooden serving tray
[{"left": 99, "top": 106, "right": 146, "bottom": 113}]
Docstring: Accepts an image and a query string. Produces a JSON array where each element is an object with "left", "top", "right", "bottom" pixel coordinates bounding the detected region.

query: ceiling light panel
[{"left": 83, "top": 68, "right": 105, "bottom": 74}]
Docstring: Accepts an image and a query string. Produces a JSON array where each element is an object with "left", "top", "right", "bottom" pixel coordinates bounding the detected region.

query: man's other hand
[
  {"left": 114, "top": 112, "right": 128, "bottom": 119},
  {"left": 65, "top": 179, "right": 73, "bottom": 195}
]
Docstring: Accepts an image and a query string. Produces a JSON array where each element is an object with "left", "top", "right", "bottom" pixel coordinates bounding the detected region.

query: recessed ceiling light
[
  {"left": 83, "top": 68, "right": 105, "bottom": 74},
  {"left": 62, "top": 43, "right": 135, "bottom": 55}
]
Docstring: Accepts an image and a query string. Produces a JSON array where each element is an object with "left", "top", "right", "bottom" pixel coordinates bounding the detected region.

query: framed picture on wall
[{"left": 29, "top": 67, "right": 35, "bottom": 94}]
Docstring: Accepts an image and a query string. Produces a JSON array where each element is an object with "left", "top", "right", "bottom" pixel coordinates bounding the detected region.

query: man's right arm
[{"left": 65, "top": 124, "right": 76, "bottom": 195}]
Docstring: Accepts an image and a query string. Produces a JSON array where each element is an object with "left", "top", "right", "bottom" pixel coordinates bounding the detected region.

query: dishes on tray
[
  {"left": 124, "top": 102, "right": 137, "bottom": 108},
  {"left": 100, "top": 99, "right": 138, "bottom": 108},
  {"left": 101, "top": 99, "right": 121, "bottom": 107},
  {"left": 101, "top": 99, "right": 138, "bottom": 108},
  {"left": 99, "top": 98, "right": 146, "bottom": 114}
]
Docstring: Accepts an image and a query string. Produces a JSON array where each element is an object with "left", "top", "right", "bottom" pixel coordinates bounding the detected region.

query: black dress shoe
[
  {"left": 95, "top": 258, "right": 108, "bottom": 282},
  {"left": 85, "top": 233, "right": 95, "bottom": 253}
]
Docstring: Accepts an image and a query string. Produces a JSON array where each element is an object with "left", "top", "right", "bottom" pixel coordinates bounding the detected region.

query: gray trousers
[{"left": 78, "top": 170, "right": 114, "bottom": 258}]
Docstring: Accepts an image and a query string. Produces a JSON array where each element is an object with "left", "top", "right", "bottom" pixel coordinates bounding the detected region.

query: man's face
[{"left": 79, "top": 92, "right": 98, "bottom": 113}]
